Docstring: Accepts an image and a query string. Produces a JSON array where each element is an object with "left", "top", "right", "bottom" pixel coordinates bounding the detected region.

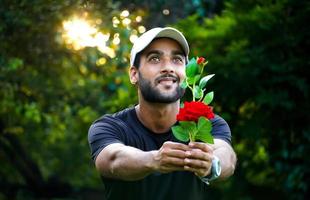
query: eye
[
  {"left": 148, "top": 56, "right": 160, "bottom": 63},
  {"left": 173, "top": 56, "right": 184, "bottom": 64}
]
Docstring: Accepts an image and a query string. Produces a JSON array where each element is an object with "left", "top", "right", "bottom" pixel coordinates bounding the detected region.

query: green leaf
[
  {"left": 195, "top": 117, "right": 214, "bottom": 143},
  {"left": 203, "top": 91, "right": 214, "bottom": 105},
  {"left": 194, "top": 75, "right": 201, "bottom": 82},
  {"left": 187, "top": 75, "right": 200, "bottom": 85},
  {"left": 197, "top": 117, "right": 212, "bottom": 132},
  {"left": 186, "top": 58, "right": 199, "bottom": 77},
  {"left": 172, "top": 125, "right": 189, "bottom": 142},
  {"left": 180, "top": 79, "right": 188, "bottom": 89},
  {"left": 179, "top": 121, "right": 197, "bottom": 141},
  {"left": 199, "top": 74, "right": 215, "bottom": 89},
  {"left": 187, "top": 77, "right": 194, "bottom": 85},
  {"left": 180, "top": 121, "right": 197, "bottom": 131},
  {"left": 195, "top": 130, "right": 214, "bottom": 144},
  {"left": 194, "top": 85, "right": 203, "bottom": 99}
]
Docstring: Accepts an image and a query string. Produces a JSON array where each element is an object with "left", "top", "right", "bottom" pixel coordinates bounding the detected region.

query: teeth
[
  {"left": 156, "top": 76, "right": 178, "bottom": 84},
  {"left": 159, "top": 79, "right": 174, "bottom": 83}
]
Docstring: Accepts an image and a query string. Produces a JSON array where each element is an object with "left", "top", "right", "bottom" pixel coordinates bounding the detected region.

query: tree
[
  {"left": 0, "top": 0, "right": 142, "bottom": 198},
  {"left": 175, "top": 0, "right": 309, "bottom": 199}
]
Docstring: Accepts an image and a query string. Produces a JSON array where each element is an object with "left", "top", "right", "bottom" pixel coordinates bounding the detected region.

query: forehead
[{"left": 141, "top": 38, "right": 185, "bottom": 55}]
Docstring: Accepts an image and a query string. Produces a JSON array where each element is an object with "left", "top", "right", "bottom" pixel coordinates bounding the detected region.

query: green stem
[
  {"left": 200, "top": 61, "right": 207, "bottom": 74},
  {"left": 189, "top": 132, "right": 194, "bottom": 142},
  {"left": 192, "top": 79, "right": 196, "bottom": 101},
  {"left": 186, "top": 78, "right": 192, "bottom": 90},
  {"left": 189, "top": 131, "right": 197, "bottom": 142},
  {"left": 201, "top": 65, "right": 205, "bottom": 74},
  {"left": 186, "top": 79, "right": 195, "bottom": 101},
  {"left": 198, "top": 89, "right": 205, "bottom": 102}
]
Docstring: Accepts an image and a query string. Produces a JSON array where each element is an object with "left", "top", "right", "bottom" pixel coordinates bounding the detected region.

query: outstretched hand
[
  {"left": 183, "top": 142, "right": 214, "bottom": 177},
  {"left": 152, "top": 141, "right": 190, "bottom": 173},
  {"left": 153, "top": 141, "right": 213, "bottom": 177}
]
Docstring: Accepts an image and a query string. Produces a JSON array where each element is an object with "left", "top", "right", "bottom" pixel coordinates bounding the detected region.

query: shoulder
[
  {"left": 87, "top": 107, "right": 135, "bottom": 161},
  {"left": 97, "top": 107, "right": 134, "bottom": 122},
  {"left": 211, "top": 115, "right": 229, "bottom": 127},
  {"left": 88, "top": 107, "right": 135, "bottom": 139},
  {"left": 92, "top": 107, "right": 134, "bottom": 128}
]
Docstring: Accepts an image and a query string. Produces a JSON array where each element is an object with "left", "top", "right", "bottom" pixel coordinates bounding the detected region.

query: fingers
[
  {"left": 183, "top": 155, "right": 211, "bottom": 177},
  {"left": 160, "top": 161, "right": 186, "bottom": 173},
  {"left": 185, "top": 148, "right": 212, "bottom": 161},
  {"left": 184, "top": 142, "right": 214, "bottom": 177},
  {"left": 155, "top": 141, "right": 213, "bottom": 176},
  {"left": 155, "top": 141, "right": 190, "bottom": 173},
  {"left": 184, "top": 165, "right": 211, "bottom": 177},
  {"left": 159, "top": 141, "right": 190, "bottom": 160},
  {"left": 189, "top": 142, "right": 213, "bottom": 153},
  {"left": 165, "top": 149, "right": 187, "bottom": 158},
  {"left": 163, "top": 141, "right": 191, "bottom": 151}
]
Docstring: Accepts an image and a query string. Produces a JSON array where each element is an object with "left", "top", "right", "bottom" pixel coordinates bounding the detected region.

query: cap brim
[{"left": 130, "top": 27, "right": 189, "bottom": 66}]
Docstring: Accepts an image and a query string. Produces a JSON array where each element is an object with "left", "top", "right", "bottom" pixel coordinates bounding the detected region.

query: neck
[{"left": 135, "top": 98, "right": 180, "bottom": 134}]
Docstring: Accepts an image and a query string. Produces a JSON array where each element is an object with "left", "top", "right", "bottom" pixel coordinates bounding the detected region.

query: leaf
[
  {"left": 180, "top": 79, "right": 188, "bottom": 89},
  {"left": 172, "top": 125, "right": 189, "bottom": 142},
  {"left": 199, "top": 74, "right": 215, "bottom": 89},
  {"left": 187, "top": 75, "right": 200, "bottom": 85},
  {"left": 179, "top": 121, "right": 197, "bottom": 132},
  {"left": 195, "top": 117, "right": 214, "bottom": 143},
  {"left": 197, "top": 117, "right": 212, "bottom": 132},
  {"left": 179, "top": 121, "right": 197, "bottom": 141},
  {"left": 194, "top": 75, "right": 201, "bottom": 82},
  {"left": 203, "top": 91, "right": 214, "bottom": 105},
  {"left": 186, "top": 58, "right": 199, "bottom": 77},
  {"left": 194, "top": 85, "right": 203, "bottom": 99},
  {"left": 195, "top": 130, "right": 214, "bottom": 144}
]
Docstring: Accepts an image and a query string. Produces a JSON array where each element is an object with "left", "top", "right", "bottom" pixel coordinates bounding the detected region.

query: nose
[
  {"left": 161, "top": 66, "right": 174, "bottom": 74},
  {"left": 160, "top": 57, "right": 175, "bottom": 74}
]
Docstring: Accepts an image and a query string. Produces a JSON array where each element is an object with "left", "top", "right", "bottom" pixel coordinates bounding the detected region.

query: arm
[
  {"left": 212, "top": 139, "right": 237, "bottom": 179},
  {"left": 95, "top": 141, "right": 190, "bottom": 181}
]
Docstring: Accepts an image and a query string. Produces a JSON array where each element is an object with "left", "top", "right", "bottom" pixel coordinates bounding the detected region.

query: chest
[{"left": 121, "top": 122, "right": 177, "bottom": 151}]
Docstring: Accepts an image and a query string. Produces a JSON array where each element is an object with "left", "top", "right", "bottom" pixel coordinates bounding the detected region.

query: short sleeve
[
  {"left": 211, "top": 115, "right": 232, "bottom": 144},
  {"left": 88, "top": 116, "right": 125, "bottom": 162}
]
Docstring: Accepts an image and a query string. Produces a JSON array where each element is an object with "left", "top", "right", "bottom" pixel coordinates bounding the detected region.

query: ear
[{"left": 129, "top": 66, "right": 139, "bottom": 84}]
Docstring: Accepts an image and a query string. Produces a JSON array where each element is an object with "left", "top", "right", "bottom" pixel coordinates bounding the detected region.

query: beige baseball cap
[{"left": 130, "top": 27, "right": 189, "bottom": 66}]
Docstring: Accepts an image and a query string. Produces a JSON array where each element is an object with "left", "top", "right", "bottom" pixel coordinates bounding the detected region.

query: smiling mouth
[
  {"left": 156, "top": 75, "right": 179, "bottom": 85},
  {"left": 157, "top": 77, "right": 177, "bottom": 84}
]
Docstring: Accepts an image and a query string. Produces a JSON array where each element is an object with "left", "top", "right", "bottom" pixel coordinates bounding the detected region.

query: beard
[{"left": 138, "top": 72, "right": 185, "bottom": 103}]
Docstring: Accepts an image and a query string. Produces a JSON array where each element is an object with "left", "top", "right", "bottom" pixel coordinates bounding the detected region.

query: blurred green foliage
[
  {"left": 0, "top": 0, "right": 139, "bottom": 199},
  {"left": 0, "top": 0, "right": 309, "bottom": 199},
  {"left": 176, "top": 0, "right": 309, "bottom": 199}
]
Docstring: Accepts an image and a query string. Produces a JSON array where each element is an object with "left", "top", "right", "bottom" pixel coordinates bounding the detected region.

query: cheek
[{"left": 178, "top": 68, "right": 186, "bottom": 81}]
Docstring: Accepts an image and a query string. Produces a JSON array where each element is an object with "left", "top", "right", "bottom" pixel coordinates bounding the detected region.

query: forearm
[
  {"left": 96, "top": 143, "right": 156, "bottom": 181},
  {"left": 212, "top": 139, "right": 237, "bottom": 179},
  {"left": 95, "top": 141, "right": 189, "bottom": 181}
]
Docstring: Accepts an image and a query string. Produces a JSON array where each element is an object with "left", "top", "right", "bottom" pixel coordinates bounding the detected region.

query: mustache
[{"left": 155, "top": 74, "right": 180, "bottom": 83}]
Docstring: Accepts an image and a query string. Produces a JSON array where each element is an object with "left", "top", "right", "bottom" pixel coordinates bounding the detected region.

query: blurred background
[{"left": 0, "top": 0, "right": 309, "bottom": 199}]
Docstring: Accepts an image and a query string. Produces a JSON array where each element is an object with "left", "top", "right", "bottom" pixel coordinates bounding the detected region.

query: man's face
[{"left": 135, "top": 38, "right": 186, "bottom": 103}]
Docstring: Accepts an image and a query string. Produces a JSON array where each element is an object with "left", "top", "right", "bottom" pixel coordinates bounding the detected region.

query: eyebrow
[{"left": 145, "top": 50, "right": 186, "bottom": 58}]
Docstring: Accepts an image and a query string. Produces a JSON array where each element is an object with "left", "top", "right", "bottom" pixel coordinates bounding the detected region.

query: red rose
[
  {"left": 176, "top": 101, "right": 214, "bottom": 122},
  {"left": 196, "top": 57, "right": 205, "bottom": 65}
]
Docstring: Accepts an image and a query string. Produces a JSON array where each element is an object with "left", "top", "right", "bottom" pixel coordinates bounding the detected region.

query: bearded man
[{"left": 88, "top": 27, "right": 237, "bottom": 200}]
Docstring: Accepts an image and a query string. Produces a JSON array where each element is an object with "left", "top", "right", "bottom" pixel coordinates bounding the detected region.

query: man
[{"left": 88, "top": 27, "right": 237, "bottom": 200}]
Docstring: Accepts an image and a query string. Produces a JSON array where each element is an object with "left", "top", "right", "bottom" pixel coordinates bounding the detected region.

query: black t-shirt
[{"left": 88, "top": 107, "right": 231, "bottom": 200}]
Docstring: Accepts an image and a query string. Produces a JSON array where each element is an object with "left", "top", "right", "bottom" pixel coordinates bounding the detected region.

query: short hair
[{"left": 133, "top": 51, "right": 142, "bottom": 69}]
